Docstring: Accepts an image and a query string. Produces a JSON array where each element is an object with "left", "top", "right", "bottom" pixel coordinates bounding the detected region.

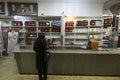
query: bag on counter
[{"left": 44, "top": 51, "right": 51, "bottom": 62}]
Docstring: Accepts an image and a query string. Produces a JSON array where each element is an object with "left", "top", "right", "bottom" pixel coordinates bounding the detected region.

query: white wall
[{"left": 38, "top": 2, "right": 104, "bottom": 16}]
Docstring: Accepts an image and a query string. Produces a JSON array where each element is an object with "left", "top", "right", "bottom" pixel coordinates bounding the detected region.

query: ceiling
[
  {"left": 104, "top": 0, "right": 120, "bottom": 9},
  {"left": 4, "top": 0, "right": 109, "bottom": 3}
]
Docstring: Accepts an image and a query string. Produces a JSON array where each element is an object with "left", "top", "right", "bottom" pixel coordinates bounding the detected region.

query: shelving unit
[
  {"left": 63, "top": 16, "right": 103, "bottom": 48},
  {"left": 1, "top": 16, "right": 62, "bottom": 48},
  {"left": 89, "top": 19, "right": 103, "bottom": 44},
  {"left": 101, "top": 16, "right": 113, "bottom": 49},
  {"left": 0, "top": 16, "right": 104, "bottom": 49},
  {"left": 64, "top": 26, "right": 88, "bottom": 47},
  {"left": 24, "top": 20, "right": 37, "bottom": 46},
  {"left": 37, "top": 16, "right": 61, "bottom": 47}
]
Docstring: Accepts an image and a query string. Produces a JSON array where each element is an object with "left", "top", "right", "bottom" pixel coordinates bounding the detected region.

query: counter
[{"left": 14, "top": 48, "right": 120, "bottom": 75}]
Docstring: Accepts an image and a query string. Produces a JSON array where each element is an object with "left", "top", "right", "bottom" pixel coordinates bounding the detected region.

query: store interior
[
  {"left": 0, "top": 0, "right": 120, "bottom": 52},
  {"left": 1, "top": 0, "right": 120, "bottom": 79}
]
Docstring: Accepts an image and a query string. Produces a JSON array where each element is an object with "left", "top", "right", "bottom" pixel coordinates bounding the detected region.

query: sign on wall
[
  {"left": 0, "top": 2, "right": 5, "bottom": 15},
  {"left": 8, "top": 2, "right": 38, "bottom": 16}
]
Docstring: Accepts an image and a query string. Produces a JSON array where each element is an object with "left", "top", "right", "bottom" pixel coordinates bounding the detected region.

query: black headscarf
[
  {"left": 33, "top": 33, "right": 47, "bottom": 53},
  {"left": 37, "top": 33, "right": 45, "bottom": 40}
]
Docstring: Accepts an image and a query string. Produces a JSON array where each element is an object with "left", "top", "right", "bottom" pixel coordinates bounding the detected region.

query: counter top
[{"left": 13, "top": 48, "right": 120, "bottom": 54}]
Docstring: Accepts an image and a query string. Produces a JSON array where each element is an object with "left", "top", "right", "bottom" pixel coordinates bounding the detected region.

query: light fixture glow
[{"left": 13, "top": 16, "right": 19, "bottom": 20}]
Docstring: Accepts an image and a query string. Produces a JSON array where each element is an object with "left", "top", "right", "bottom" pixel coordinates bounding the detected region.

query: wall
[
  {"left": 1, "top": 2, "right": 104, "bottom": 16},
  {"left": 38, "top": 2, "right": 104, "bottom": 16}
]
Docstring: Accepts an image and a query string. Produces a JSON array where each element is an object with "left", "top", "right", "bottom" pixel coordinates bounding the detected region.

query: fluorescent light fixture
[{"left": 13, "top": 16, "right": 19, "bottom": 20}]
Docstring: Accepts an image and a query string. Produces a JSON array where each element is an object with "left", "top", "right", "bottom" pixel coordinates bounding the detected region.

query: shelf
[
  {"left": 65, "top": 32, "right": 74, "bottom": 33},
  {"left": 74, "top": 32, "right": 88, "bottom": 34},
  {"left": 65, "top": 32, "right": 88, "bottom": 34},
  {"left": 2, "top": 26, "right": 11, "bottom": 27},
  {"left": 25, "top": 32, "right": 37, "bottom": 33},
  {"left": 25, "top": 26, "right": 37, "bottom": 28},
  {"left": 26, "top": 37, "right": 37, "bottom": 39},
  {"left": 74, "top": 37, "right": 88, "bottom": 39},
  {"left": 65, "top": 36, "right": 88, "bottom": 39},
  {"left": 65, "top": 26, "right": 74, "bottom": 28},
  {"left": 65, "top": 37, "right": 74, "bottom": 39},
  {"left": 51, "top": 32, "right": 61, "bottom": 33},
  {"left": 89, "top": 32, "right": 102, "bottom": 34},
  {"left": 89, "top": 26, "right": 102, "bottom": 28},
  {"left": 38, "top": 26, "right": 51, "bottom": 28},
  {"left": 75, "top": 39, "right": 88, "bottom": 41},
  {"left": 50, "top": 36, "right": 61, "bottom": 38},
  {"left": 64, "top": 44, "right": 86, "bottom": 48},
  {"left": 19, "top": 31, "right": 26, "bottom": 33},
  {"left": 104, "top": 24, "right": 112, "bottom": 25},
  {"left": 76, "top": 26, "right": 88, "bottom": 28},
  {"left": 12, "top": 26, "right": 24, "bottom": 28},
  {"left": 19, "top": 37, "right": 24, "bottom": 38}
]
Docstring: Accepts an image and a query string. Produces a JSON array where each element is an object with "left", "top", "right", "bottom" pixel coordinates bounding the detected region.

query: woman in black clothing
[{"left": 33, "top": 33, "right": 48, "bottom": 80}]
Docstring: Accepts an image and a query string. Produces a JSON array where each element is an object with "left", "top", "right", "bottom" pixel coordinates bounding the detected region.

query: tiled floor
[{"left": 0, "top": 56, "right": 120, "bottom": 80}]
